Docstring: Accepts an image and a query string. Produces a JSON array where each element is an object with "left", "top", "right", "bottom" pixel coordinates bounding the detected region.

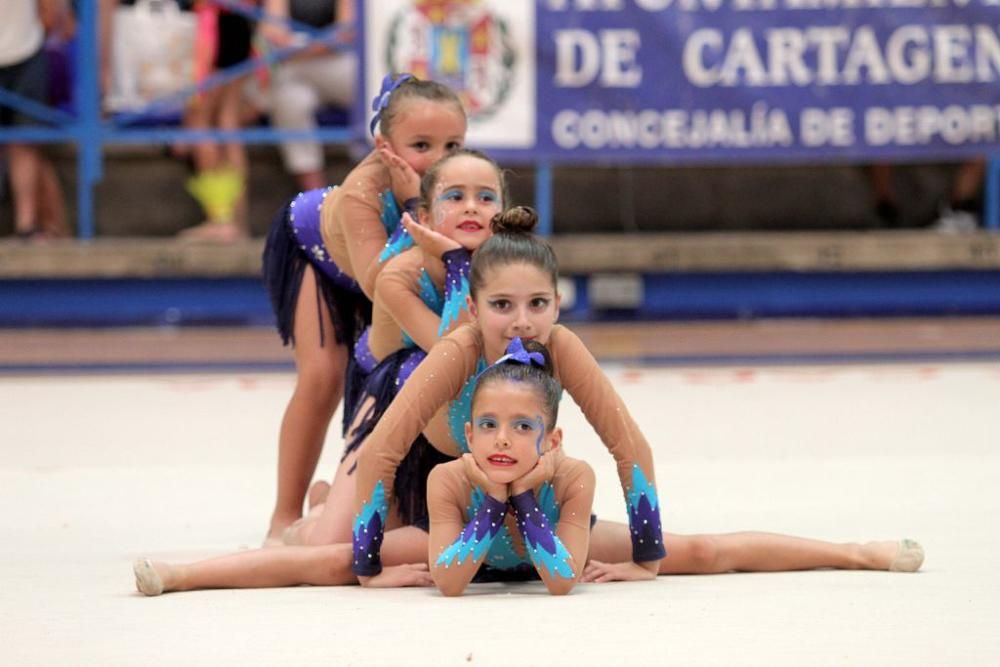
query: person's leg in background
[
  {"left": 270, "top": 51, "right": 356, "bottom": 192},
  {"left": 6, "top": 143, "right": 42, "bottom": 237},
  {"left": 270, "top": 61, "right": 324, "bottom": 192},
  {"left": 869, "top": 163, "right": 902, "bottom": 229},
  {"left": 179, "top": 7, "right": 253, "bottom": 241},
  {"left": 2, "top": 46, "right": 67, "bottom": 239},
  {"left": 178, "top": 85, "right": 241, "bottom": 240},
  {"left": 36, "top": 155, "right": 69, "bottom": 237},
  {"left": 949, "top": 159, "right": 985, "bottom": 213},
  {"left": 216, "top": 75, "right": 250, "bottom": 234},
  {"left": 934, "top": 159, "right": 986, "bottom": 233}
]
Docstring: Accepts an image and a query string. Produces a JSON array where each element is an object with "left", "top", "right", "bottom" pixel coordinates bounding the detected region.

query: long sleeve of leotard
[
  {"left": 510, "top": 457, "right": 594, "bottom": 595},
  {"left": 548, "top": 325, "right": 666, "bottom": 564},
  {"left": 352, "top": 328, "right": 481, "bottom": 576},
  {"left": 426, "top": 461, "right": 509, "bottom": 596},
  {"left": 438, "top": 248, "right": 473, "bottom": 336},
  {"left": 320, "top": 151, "right": 400, "bottom": 301}
]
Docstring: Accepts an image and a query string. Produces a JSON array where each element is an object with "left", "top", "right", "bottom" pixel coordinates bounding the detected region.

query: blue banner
[
  {"left": 362, "top": 1, "right": 1000, "bottom": 164},
  {"left": 537, "top": 2, "right": 1000, "bottom": 163}
]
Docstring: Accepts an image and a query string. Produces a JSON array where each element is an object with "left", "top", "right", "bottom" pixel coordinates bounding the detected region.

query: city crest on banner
[{"left": 364, "top": 0, "right": 535, "bottom": 149}]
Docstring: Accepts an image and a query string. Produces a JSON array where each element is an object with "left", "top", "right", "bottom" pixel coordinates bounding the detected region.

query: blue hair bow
[
  {"left": 473, "top": 337, "right": 545, "bottom": 386},
  {"left": 369, "top": 73, "right": 414, "bottom": 136},
  {"left": 494, "top": 337, "right": 545, "bottom": 368}
]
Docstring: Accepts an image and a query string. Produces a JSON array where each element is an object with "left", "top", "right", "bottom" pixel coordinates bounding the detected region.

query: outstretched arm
[
  {"left": 550, "top": 327, "right": 666, "bottom": 567},
  {"left": 353, "top": 336, "right": 478, "bottom": 580}
]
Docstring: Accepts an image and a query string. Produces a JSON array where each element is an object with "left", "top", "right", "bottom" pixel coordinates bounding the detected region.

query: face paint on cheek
[
  {"left": 533, "top": 415, "right": 545, "bottom": 454},
  {"left": 432, "top": 185, "right": 450, "bottom": 228},
  {"left": 434, "top": 208, "right": 448, "bottom": 228}
]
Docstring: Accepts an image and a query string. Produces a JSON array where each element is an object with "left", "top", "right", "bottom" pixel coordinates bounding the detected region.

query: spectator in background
[
  {"left": 98, "top": 0, "right": 196, "bottom": 101},
  {"left": 872, "top": 159, "right": 986, "bottom": 233},
  {"left": 932, "top": 159, "right": 985, "bottom": 233},
  {"left": 178, "top": 0, "right": 257, "bottom": 241},
  {"left": 870, "top": 163, "right": 903, "bottom": 229},
  {"left": 99, "top": 0, "right": 254, "bottom": 241},
  {"left": 1, "top": 0, "right": 72, "bottom": 239},
  {"left": 258, "top": 0, "right": 355, "bottom": 192}
]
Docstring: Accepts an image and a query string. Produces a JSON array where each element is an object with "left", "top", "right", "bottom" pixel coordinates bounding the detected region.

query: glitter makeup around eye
[{"left": 435, "top": 187, "right": 461, "bottom": 203}]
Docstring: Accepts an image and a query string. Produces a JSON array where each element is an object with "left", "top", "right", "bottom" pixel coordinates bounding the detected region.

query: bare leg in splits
[
  {"left": 135, "top": 526, "right": 430, "bottom": 595},
  {"left": 585, "top": 521, "right": 922, "bottom": 575}
]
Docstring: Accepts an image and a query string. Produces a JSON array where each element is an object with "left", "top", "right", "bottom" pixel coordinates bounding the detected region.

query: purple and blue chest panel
[
  {"left": 289, "top": 187, "right": 358, "bottom": 291},
  {"left": 353, "top": 270, "right": 443, "bottom": 371},
  {"left": 376, "top": 190, "right": 415, "bottom": 263},
  {"left": 399, "top": 270, "right": 444, "bottom": 349},
  {"left": 291, "top": 187, "right": 414, "bottom": 292}
]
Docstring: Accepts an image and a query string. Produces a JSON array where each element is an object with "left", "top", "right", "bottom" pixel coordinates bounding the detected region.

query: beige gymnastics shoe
[
  {"left": 888, "top": 539, "right": 925, "bottom": 573},
  {"left": 133, "top": 558, "right": 165, "bottom": 596}
]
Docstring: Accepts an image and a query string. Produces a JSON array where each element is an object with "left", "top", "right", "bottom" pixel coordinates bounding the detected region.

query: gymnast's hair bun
[{"left": 490, "top": 206, "right": 537, "bottom": 235}]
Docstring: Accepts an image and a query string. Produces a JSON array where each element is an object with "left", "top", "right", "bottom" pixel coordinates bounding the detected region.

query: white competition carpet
[{"left": 2, "top": 361, "right": 998, "bottom": 665}]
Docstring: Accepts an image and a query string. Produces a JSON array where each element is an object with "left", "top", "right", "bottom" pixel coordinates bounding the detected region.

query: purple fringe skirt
[
  {"left": 343, "top": 343, "right": 454, "bottom": 525},
  {"left": 261, "top": 188, "right": 372, "bottom": 435}
]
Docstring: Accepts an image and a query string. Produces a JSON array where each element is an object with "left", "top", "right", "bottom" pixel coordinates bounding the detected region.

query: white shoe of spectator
[{"left": 933, "top": 204, "right": 979, "bottom": 233}]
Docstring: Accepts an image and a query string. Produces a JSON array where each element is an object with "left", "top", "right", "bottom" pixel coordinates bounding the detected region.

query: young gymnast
[
  {"left": 261, "top": 73, "right": 466, "bottom": 544},
  {"left": 282, "top": 148, "right": 506, "bottom": 546},
  {"left": 428, "top": 338, "right": 595, "bottom": 596},
  {"left": 350, "top": 206, "right": 924, "bottom": 583},
  {"left": 130, "top": 210, "right": 922, "bottom": 596}
]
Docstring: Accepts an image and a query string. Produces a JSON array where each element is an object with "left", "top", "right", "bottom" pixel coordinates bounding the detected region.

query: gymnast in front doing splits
[{"left": 427, "top": 338, "right": 596, "bottom": 595}]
